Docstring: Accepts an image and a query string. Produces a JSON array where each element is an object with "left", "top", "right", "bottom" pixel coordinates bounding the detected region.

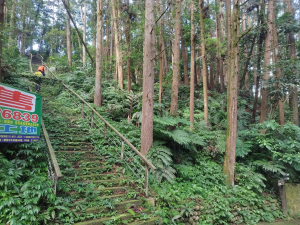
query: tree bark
[
  {"left": 81, "top": 1, "right": 87, "bottom": 66},
  {"left": 271, "top": 3, "right": 284, "bottom": 125},
  {"left": 112, "top": 0, "right": 123, "bottom": 89},
  {"left": 170, "top": 0, "right": 181, "bottom": 116},
  {"left": 286, "top": 0, "right": 298, "bottom": 125},
  {"left": 157, "top": 0, "right": 164, "bottom": 104},
  {"left": 240, "top": 36, "right": 256, "bottom": 89},
  {"left": 259, "top": 0, "right": 273, "bottom": 124},
  {"left": 162, "top": 37, "right": 168, "bottom": 74},
  {"left": 216, "top": 0, "right": 224, "bottom": 92},
  {"left": 252, "top": 0, "right": 264, "bottom": 123},
  {"left": 61, "top": 0, "right": 94, "bottom": 64},
  {"left": 181, "top": 27, "right": 189, "bottom": 85},
  {"left": 8, "top": 0, "right": 16, "bottom": 45},
  {"left": 125, "top": 0, "right": 131, "bottom": 92},
  {"left": 65, "top": 0, "right": 72, "bottom": 67},
  {"left": 140, "top": 0, "right": 155, "bottom": 155},
  {"left": 199, "top": 0, "right": 208, "bottom": 123},
  {"left": 209, "top": 63, "right": 214, "bottom": 91},
  {"left": 190, "top": 1, "right": 195, "bottom": 129},
  {"left": 223, "top": 0, "right": 239, "bottom": 186},
  {"left": 225, "top": 0, "right": 231, "bottom": 80},
  {"left": 94, "top": 0, "right": 103, "bottom": 107},
  {"left": 0, "top": 0, "right": 5, "bottom": 82}
]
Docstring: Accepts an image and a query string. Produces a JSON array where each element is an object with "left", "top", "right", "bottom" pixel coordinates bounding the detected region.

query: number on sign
[
  {"left": 13, "top": 111, "right": 22, "bottom": 121},
  {"left": 31, "top": 114, "right": 39, "bottom": 123},
  {"left": 22, "top": 113, "right": 31, "bottom": 122},
  {"left": 2, "top": 109, "right": 12, "bottom": 119}
]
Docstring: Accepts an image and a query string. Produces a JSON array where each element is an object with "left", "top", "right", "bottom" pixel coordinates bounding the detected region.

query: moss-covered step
[
  {"left": 83, "top": 199, "right": 143, "bottom": 214},
  {"left": 127, "top": 217, "right": 160, "bottom": 225},
  {"left": 73, "top": 212, "right": 138, "bottom": 225}
]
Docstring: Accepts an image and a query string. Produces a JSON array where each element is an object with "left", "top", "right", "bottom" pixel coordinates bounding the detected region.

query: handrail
[
  {"left": 45, "top": 66, "right": 156, "bottom": 171},
  {"left": 41, "top": 118, "right": 62, "bottom": 178},
  {"left": 28, "top": 86, "right": 62, "bottom": 194}
]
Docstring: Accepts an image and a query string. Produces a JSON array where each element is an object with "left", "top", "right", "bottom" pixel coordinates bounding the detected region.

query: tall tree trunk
[
  {"left": 81, "top": 1, "right": 87, "bottom": 66},
  {"left": 181, "top": 27, "right": 189, "bottom": 85},
  {"left": 92, "top": 0, "right": 97, "bottom": 48},
  {"left": 223, "top": 0, "right": 239, "bottom": 186},
  {"left": 125, "top": 0, "right": 131, "bottom": 92},
  {"left": 242, "top": 0, "right": 249, "bottom": 90},
  {"left": 0, "top": 0, "right": 5, "bottom": 82},
  {"left": 199, "top": 0, "right": 208, "bottom": 123},
  {"left": 112, "top": 0, "right": 123, "bottom": 89},
  {"left": 110, "top": 24, "right": 114, "bottom": 76},
  {"left": 259, "top": 0, "right": 273, "bottom": 124},
  {"left": 140, "top": 0, "right": 155, "bottom": 155},
  {"left": 157, "top": 0, "right": 164, "bottom": 103},
  {"left": 94, "top": 0, "right": 103, "bottom": 107},
  {"left": 61, "top": 0, "right": 94, "bottom": 65},
  {"left": 252, "top": 0, "right": 264, "bottom": 122},
  {"left": 190, "top": 1, "right": 195, "bottom": 129},
  {"left": 65, "top": 0, "right": 72, "bottom": 67},
  {"left": 19, "top": 3, "right": 26, "bottom": 56},
  {"left": 287, "top": 0, "right": 298, "bottom": 125},
  {"left": 170, "top": 0, "right": 181, "bottom": 116},
  {"left": 8, "top": 0, "right": 16, "bottom": 45},
  {"left": 162, "top": 37, "right": 168, "bottom": 74},
  {"left": 216, "top": 0, "right": 224, "bottom": 91},
  {"left": 225, "top": 0, "right": 231, "bottom": 79},
  {"left": 271, "top": 3, "right": 284, "bottom": 125},
  {"left": 209, "top": 63, "right": 214, "bottom": 91}
]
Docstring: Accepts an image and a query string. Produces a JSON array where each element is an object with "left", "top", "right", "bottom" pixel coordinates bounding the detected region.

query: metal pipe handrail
[
  {"left": 45, "top": 66, "right": 156, "bottom": 170},
  {"left": 28, "top": 86, "right": 62, "bottom": 194},
  {"left": 41, "top": 118, "right": 62, "bottom": 179}
]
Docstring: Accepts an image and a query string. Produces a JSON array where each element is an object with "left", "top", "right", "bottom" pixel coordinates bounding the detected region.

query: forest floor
[{"left": 258, "top": 219, "right": 300, "bottom": 225}]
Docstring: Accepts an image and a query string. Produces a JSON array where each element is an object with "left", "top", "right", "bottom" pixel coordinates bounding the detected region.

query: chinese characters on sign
[{"left": 0, "top": 83, "right": 42, "bottom": 143}]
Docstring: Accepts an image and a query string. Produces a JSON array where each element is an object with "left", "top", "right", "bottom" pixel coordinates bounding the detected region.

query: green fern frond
[{"left": 253, "top": 160, "right": 285, "bottom": 175}]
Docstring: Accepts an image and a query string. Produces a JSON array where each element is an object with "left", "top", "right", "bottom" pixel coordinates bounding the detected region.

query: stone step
[
  {"left": 91, "top": 178, "right": 123, "bottom": 186},
  {"left": 76, "top": 173, "right": 121, "bottom": 180},
  {"left": 73, "top": 166, "right": 114, "bottom": 176},
  {"left": 74, "top": 193, "right": 127, "bottom": 203},
  {"left": 66, "top": 141, "right": 91, "bottom": 145},
  {"left": 67, "top": 157, "right": 104, "bottom": 163},
  {"left": 95, "top": 186, "right": 128, "bottom": 195},
  {"left": 127, "top": 217, "right": 159, "bottom": 225},
  {"left": 55, "top": 145, "right": 94, "bottom": 151},
  {"left": 83, "top": 199, "right": 143, "bottom": 215},
  {"left": 73, "top": 212, "right": 142, "bottom": 225}
]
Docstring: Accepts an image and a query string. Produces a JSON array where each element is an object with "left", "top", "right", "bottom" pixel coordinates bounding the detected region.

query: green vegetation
[{"left": 1, "top": 0, "right": 300, "bottom": 224}]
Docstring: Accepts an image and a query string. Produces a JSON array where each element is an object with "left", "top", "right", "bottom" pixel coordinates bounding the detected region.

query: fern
[
  {"left": 154, "top": 116, "right": 190, "bottom": 127},
  {"left": 236, "top": 139, "right": 252, "bottom": 158},
  {"left": 253, "top": 160, "right": 285, "bottom": 175},
  {"left": 147, "top": 142, "right": 176, "bottom": 184},
  {"left": 159, "top": 129, "right": 205, "bottom": 149}
]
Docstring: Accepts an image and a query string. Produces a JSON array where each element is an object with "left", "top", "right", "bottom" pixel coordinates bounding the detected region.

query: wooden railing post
[
  {"left": 145, "top": 164, "right": 149, "bottom": 197},
  {"left": 81, "top": 102, "right": 84, "bottom": 118},
  {"left": 91, "top": 111, "right": 94, "bottom": 128},
  {"left": 74, "top": 95, "right": 76, "bottom": 105},
  {"left": 121, "top": 140, "right": 124, "bottom": 159},
  {"left": 68, "top": 90, "right": 70, "bottom": 98},
  {"left": 104, "top": 124, "right": 107, "bottom": 137}
]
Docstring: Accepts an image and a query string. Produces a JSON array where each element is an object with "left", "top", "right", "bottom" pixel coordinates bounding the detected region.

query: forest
[{"left": 0, "top": 0, "right": 300, "bottom": 224}]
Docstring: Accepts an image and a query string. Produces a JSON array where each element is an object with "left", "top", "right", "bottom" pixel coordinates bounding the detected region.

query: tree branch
[
  {"left": 61, "top": 0, "right": 95, "bottom": 65},
  {"left": 151, "top": 44, "right": 171, "bottom": 61}
]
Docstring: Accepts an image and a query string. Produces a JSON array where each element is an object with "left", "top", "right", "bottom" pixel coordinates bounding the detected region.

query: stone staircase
[{"left": 40, "top": 84, "right": 158, "bottom": 224}]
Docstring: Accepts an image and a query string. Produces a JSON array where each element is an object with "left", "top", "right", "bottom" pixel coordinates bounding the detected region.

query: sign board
[{"left": 0, "top": 83, "right": 42, "bottom": 143}]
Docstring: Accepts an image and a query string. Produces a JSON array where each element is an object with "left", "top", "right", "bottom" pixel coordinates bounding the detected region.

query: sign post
[{"left": 0, "top": 83, "right": 42, "bottom": 143}]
